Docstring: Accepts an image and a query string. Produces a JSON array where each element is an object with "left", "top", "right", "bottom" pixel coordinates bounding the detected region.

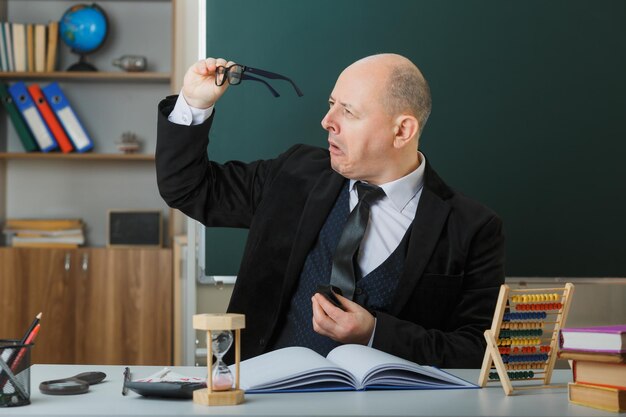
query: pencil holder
[{"left": 0, "top": 340, "right": 32, "bottom": 407}]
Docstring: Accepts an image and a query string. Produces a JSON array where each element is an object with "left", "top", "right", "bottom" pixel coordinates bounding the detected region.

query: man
[{"left": 156, "top": 54, "right": 505, "bottom": 368}]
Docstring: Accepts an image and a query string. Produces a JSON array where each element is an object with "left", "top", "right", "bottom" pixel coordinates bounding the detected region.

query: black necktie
[{"left": 328, "top": 182, "right": 385, "bottom": 301}]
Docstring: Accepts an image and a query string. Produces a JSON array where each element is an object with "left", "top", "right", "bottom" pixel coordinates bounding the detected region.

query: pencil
[
  {"left": 10, "top": 324, "right": 40, "bottom": 375},
  {"left": 21, "top": 312, "right": 42, "bottom": 344}
]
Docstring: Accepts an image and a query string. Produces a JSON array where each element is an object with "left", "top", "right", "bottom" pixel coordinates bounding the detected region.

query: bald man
[{"left": 156, "top": 54, "right": 505, "bottom": 368}]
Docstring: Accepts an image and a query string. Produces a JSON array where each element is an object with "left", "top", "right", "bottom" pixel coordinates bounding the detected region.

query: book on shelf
[
  {"left": 560, "top": 325, "right": 626, "bottom": 353},
  {"left": 0, "top": 24, "right": 7, "bottom": 71},
  {"left": 28, "top": 83, "right": 74, "bottom": 153},
  {"left": 568, "top": 382, "right": 626, "bottom": 413},
  {"left": 3, "top": 22, "right": 14, "bottom": 72},
  {"left": 10, "top": 229, "right": 83, "bottom": 237},
  {"left": 41, "top": 82, "right": 94, "bottom": 152},
  {"left": 4, "top": 218, "right": 83, "bottom": 231},
  {"left": 572, "top": 360, "right": 626, "bottom": 390},
  {"left": 11, "top": 241, "right": 79, "bottom": 249},
  {"left": 11, "top": 234, "right": 84, "bottom": 245},
  {"left": 229, "top": 344, "right": 477, "bottom": 393},
  {"left": 26, "top": 23, "right": 34, "bottom": 72},
  {"left": 8, "top": 81, "right": 58, "bottom": 152},
  {"left": 46, "top": 21, "right": 59, "bottom": 72},
  {"left": 34, "top": 24, "right": 46, "bottom": 73},
  {"left": 0, "top": 82, "right": 39, "bottom": 152},
  {"left": 11, "top": 23, "right": 26, "bottom": 72},
  {"left": 559, "top": 349, "right": 626, "bottom": 364}
]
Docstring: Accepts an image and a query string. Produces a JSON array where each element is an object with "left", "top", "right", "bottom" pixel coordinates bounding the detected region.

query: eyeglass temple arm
[
  {"left": 241, "top": 74, "right": 280, "bottom": 98},
  {"left": 245, "top": 67, "right": 304, "bottom": 97}
]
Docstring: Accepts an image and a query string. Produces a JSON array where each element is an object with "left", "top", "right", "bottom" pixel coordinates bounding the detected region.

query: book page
[
  {"left": 326, "top": 344, "right": 476, "bottom": 389},
  {"left": 230, "top": 346, "right": 356, "bottom": 391}
]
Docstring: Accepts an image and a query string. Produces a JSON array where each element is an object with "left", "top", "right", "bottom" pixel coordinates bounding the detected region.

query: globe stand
[{"left": 67, "top": 53, "right": 98, "bottom": 71}]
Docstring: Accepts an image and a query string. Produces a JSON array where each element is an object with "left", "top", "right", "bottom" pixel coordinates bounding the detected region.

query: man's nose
[{"left": 321, "top": 109, "right": 337, "bottom": 133}]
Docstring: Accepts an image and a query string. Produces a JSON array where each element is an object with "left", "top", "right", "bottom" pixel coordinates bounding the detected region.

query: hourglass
[{"left": 192, "top": 313, "right": 245, "bottom": 406}]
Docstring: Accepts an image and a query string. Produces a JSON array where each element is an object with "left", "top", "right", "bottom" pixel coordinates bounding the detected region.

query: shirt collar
[{"left": 349, "top": 152, "right": 426, "bottom": 212}]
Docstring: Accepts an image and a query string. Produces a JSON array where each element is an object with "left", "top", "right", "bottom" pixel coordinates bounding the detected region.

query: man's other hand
[{"left": 311, "top": 293, "right": 375, "bottom": 345}]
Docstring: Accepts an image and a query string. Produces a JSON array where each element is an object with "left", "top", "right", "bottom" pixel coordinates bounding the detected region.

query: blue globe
[{"left": 60, "top": 4, "right": 108, "bottom": 54}]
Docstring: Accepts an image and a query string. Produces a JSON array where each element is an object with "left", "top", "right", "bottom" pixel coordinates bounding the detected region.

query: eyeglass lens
[{"left": 216, "top": 65, "right": 243, "bottom": 86}]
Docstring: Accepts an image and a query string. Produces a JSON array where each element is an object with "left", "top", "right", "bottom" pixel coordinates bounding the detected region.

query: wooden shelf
[
  {"left": 0, "top": 71, "right": 171, "bottom": 83},
  {"left": 0, "top": 152, "right": 155, "bottom": 161}
]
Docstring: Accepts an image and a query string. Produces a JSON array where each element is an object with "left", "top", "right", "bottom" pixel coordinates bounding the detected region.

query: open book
[{"left": 230, "top": 344, "right": 477, "bottom": 393}]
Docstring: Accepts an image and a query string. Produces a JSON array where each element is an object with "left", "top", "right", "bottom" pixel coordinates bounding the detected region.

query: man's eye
[{"left": 343, "top": 108, "right": 352, "bottom": 116}]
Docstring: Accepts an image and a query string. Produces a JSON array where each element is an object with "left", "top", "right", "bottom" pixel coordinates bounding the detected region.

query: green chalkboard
[{"left": 204, "top": 0, "right": 626, "bottom": 277}]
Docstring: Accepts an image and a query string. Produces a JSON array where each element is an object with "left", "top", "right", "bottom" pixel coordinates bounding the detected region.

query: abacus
[{"left": 478, "top": 283, "right": 575, "bottom": 395}]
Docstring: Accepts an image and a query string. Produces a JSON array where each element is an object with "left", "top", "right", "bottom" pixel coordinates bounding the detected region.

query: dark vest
[{"left": 272, "top": 182, "right": 410, "bottom": 356}]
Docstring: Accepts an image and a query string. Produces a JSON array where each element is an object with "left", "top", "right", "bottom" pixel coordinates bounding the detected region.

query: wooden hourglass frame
[
  {"left": 478, "top": 283, "right": 575, "bottom": 395},
  {"left": 192, "top": 313, "right": 246, "bottom": 406}
]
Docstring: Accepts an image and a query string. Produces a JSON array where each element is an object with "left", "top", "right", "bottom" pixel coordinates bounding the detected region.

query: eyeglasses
[{"left": 215, "top": 64, "right": 303, "bottom": 98}]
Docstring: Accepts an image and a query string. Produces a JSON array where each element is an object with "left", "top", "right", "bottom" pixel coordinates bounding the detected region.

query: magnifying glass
[{"left": 40, "top": 372, "right": 106, "bottom": 395}]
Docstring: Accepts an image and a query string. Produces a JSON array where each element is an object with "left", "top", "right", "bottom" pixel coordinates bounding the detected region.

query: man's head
[{"left": 321, "top": 54, "right": 431, "bottom": 185}]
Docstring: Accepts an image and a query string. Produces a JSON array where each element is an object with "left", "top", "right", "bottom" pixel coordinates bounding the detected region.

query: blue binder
[
  {"left": 8, "top": 81, "right": 58, "bottom": 152},
  {"left": 41, "top": 82, "right": 94, "bottom": 152}
]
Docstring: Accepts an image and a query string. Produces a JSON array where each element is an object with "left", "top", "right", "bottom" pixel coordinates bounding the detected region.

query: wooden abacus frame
[{"left": 478, "top": 283, "right": 575, "bottom": 395}]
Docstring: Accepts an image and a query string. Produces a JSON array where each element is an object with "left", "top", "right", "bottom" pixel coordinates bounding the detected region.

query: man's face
[{"left": 321, "top": 63, "right": 397, "bottom": 184}]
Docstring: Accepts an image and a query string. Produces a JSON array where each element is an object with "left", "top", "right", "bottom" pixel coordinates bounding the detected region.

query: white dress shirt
[
  {"left": 168, "top": 92, "right": 214, "bottom": 126},
  {"left": 349, "top": 159, "right": 425, "bottom": 276}
]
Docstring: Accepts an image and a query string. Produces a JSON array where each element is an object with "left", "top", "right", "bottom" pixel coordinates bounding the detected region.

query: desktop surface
[{"left": 1, "top": 364, "right": 615, "bottom": 417}]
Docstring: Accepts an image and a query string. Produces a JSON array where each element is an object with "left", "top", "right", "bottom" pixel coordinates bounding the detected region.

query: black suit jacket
[{"left": 156, "top": 96, "right": 505, "bottom": 368}]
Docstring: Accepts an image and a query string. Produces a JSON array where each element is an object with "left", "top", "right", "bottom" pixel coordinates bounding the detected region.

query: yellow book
[
  {"left": 4, "top": 218, "right": 83, "bottom": 231},
  {"left": 12, "top": 241, "right": 79, "bottom": 249},
  {"left": 26, "top": 23, "right": 34, "bottom": 72},
  {"left": 45, "top": 21, "right": 58, "bottom": 72},
  {"left": 15, "top": 230, "right": 83, "bottom": 238},
  {"left": 34, "top": 24, "right": 46, "bottom": 72},
  {"left": 559, "top": 349, "right": 626, "bottom": 364},
  {"left": 574, "top": 361, "right": 626, "bottom": 390},
  {"left": 568, "top": 382, "right": 626, "bottom": 413}
]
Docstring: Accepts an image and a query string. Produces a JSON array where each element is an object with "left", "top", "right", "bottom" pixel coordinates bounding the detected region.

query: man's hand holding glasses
[
  {"left": 182, "top": 57, "right": 235, "bottom": 109},
  {"left": 182, "top": 57, "right": 302, "bottom": 109}
]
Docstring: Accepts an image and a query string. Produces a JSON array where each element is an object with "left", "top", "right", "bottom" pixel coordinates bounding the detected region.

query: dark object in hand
[{"left": 316, "top": 285, "right": 346, "bottom": 310}]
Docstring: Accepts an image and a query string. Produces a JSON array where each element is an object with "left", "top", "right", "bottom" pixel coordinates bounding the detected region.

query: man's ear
[{"left": 393, "top": 115, "right": 419, "bottom": 149}]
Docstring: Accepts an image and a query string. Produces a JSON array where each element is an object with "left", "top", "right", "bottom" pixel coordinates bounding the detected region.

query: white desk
[{"left": 0, "top": 364, "right": 616, "bottom": 416}]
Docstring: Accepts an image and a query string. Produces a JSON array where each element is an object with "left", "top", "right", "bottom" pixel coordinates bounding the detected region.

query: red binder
[{"left": 28, "top": 83, "right": 74, "bottom": 153}]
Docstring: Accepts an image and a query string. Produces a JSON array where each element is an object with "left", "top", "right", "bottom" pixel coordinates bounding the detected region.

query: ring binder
[
  {"left": 41, "top": 82, "right": 93, "bottom": 153},
  {"left": 8, "top": 81, "right": 58, "bottom": 152}
]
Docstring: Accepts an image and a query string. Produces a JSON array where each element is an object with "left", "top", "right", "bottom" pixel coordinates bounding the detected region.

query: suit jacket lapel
[
  {"left": 281, "top": 168, "right": 346, "bottom": 299},
  {"left": 391, "top": 162, "right": 452, "bottom": 315}
]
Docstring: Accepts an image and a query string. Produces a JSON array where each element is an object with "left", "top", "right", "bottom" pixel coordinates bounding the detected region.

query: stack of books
[
  {"left": 560, "top": 324, "right": 626, "bottom": 413},
  {"left": 2, "top": 218, "right": 85, "bottom": 248},
  {"left": 0, "top": 20, "right": 59, "bottom": 73}
]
